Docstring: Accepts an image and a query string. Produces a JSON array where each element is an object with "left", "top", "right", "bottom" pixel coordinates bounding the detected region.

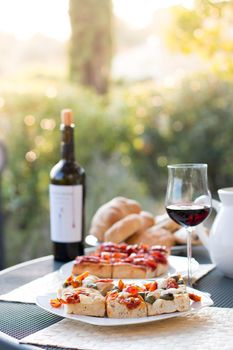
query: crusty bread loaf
[
  {"left": 90, "top": 197, "right": 141, "bottom": 241},
  {"left": 126, "top": 225, "right": 175, "bottom": 247},
  {"left": 173, "top": 227, "right": 202, "bottom": 245},
  {"left": 104, "top": 213, "right": 143, "bottom": 243},
  {"left": 160, "top": 217, "right": 181, "bottom": 233},
  {"left": 140, "top": 211, "right": 155, "bottom": 230}
]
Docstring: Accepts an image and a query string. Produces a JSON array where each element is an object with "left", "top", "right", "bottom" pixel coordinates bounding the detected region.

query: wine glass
[{"left": 165, "top": 164, "right": 211, "bottom": 286}]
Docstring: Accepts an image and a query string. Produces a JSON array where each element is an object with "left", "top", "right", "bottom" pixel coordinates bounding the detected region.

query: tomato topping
[
  {"left": 150, "top": 251, "right": 168, "bottom": 264},
  {"left": 118, "top": 243, "right": 127, "bottom": 251},
  {"left": 144, "top": 281, "right": 157, "bottom": 291},
  {"left": 124, "top": 285, "right": 139, "bottom": 296},
  {"left": 112, "top": 252, "right": 128, "bottom": 259},
  {"left": 138, "top": 244, "right": 149, "bottom": 252},
  {"left": 119, "top": 296, "right": 142, "bottom": 310},
  {"left": 100, "top": 252, "right": 111, "bottom": 261},
  {"left": 166, "top": 278, "right": 179, "bottom": 289},
  {"left": 149, "top": 281, "right": 158, "bottom": 291},
  {"left": 118, "top": 279, "right": 125, "bottom": 290},
  {"left": 65, "top": 292, "right": 81, "bottom": 304},
  {"left": 189, "top": 293, "right": 202, "bottom": 302},
  {"left": 50, "top": 298, "right": 62, "bottom": 308},
  {"left": 100, "top": 242, "right": 120, "bottom": 253},
  {"left": 145, "top": 258, "right": 157, "bottom": 270}
]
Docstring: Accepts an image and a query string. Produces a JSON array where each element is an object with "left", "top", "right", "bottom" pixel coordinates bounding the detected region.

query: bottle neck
[{"left": 60, "top": 124, "right": 75, "bottom": 161}]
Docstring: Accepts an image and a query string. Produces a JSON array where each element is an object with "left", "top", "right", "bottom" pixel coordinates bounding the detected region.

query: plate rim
[{"left": 36, "top": 288, "right": 213, "bottom": 327}]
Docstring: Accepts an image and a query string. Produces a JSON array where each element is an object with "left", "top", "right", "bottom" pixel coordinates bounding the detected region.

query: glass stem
[{"left": 186, "top": 226, "right": 193, "bottom": 287}]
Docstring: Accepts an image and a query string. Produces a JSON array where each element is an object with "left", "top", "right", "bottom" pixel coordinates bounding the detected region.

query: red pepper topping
[
  {"left": 50, "top": 298, "right": 62, "bottom": 308},
  {"left": 189, "top": 293, "right": 201, "bottom": 302},
  {"left": 118, "top": 279, "right": 125, "bottom": 291}
]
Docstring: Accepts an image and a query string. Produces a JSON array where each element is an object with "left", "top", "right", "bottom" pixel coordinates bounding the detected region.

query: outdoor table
[{"left": 0, "top": 246, "right": 233, "bottom": 350}]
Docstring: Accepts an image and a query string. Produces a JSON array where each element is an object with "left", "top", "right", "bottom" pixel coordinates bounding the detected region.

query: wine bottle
[{"left": 49, "top": 109, "right": 85, "bottom": 261}]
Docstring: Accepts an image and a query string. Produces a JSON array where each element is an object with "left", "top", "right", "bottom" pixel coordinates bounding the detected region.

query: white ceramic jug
[{"left": 196, "top": 188, "right": 233, "bottom": 278}]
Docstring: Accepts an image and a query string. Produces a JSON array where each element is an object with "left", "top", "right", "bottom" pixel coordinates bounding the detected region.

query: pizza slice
[
  {"left": 62, "top": 286, "right": 105, "bottom": 317},
  {"left": 72, "top": 255, "right": 112, "bottom": 278},
  {"left": 53, "top": 272, "right": 115, "bottom": 317},
  {"left": 142, "top": 275, "right": 191, "bottom": 316},
  {"left": 106, "top": 280, "right": 147, "bottom": 318}
]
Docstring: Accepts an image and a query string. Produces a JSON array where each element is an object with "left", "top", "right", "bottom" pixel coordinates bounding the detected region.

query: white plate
[
  {"left": 59, "top": 255, "right": 199, "bottom": 280},
  {"left": 36, "top": 289, "right": 213, "bottom": 326}
]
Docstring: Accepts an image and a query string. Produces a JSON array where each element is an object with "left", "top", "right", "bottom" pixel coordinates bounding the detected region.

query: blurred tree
[
  {"left": 165, "top": 0, "right": 233, "bottom": 77},
  {"left": 69, "top": 0, "right": 113, "bottom": 94}
]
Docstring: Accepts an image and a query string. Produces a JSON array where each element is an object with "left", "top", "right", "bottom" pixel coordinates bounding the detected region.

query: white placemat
[
  {"left": 20, "top": 307, "right": 233, "bottom": 350},
  {"left": 0, "top": 264, "right": 215, "bottom": 304},
  {"left": 0, "top": 271, "right": 62, "bottom": 304}
]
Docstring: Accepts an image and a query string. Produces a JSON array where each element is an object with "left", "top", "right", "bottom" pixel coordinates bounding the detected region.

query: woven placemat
[{"left": 20, "top": 307, "right": 233, "bottom": 350}]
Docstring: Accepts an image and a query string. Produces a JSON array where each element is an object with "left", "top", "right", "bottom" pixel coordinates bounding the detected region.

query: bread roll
[
  {"left": 127, "top": 225, "right": 175, "bottom": 247},
  {"left": 90, "top": 197, "right": 141, "bottom": 241},
  {"left": 160, "top": 218, "right": 181, "bottom": 232},
  {"left": 104, "top": 213, "right": 143, "bottom": 243},
  {"left": 173, "top": 227, "right": 202, "bottom": 245},
  {"left": 140, "top": 211, "right": 155, "bottom": 230}
]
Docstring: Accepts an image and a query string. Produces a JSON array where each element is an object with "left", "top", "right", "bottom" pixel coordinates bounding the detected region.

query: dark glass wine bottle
[{"left": 49, "top": 109, "right": 85, "bottom": 261}]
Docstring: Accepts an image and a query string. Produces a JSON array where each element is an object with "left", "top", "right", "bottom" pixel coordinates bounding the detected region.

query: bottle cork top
[{"left": 61, "top": 109, "right": 73, "bottom": 126}]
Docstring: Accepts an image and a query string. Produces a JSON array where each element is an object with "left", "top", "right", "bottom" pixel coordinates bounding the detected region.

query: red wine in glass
[
  {"left": 166, "top": 204, "right": 211, "bottom": 227},
  {"left": 165, "top": 164, "right": 212, "bottom": 286}
]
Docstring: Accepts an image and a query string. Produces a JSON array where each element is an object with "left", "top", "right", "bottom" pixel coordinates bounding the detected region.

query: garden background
[{"left": 0, "top": 0, "right": 233, "bottom": 267}]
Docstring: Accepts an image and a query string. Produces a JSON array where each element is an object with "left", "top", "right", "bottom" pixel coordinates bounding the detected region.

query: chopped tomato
[
  {"left": 149, "top": 281, "right": 158, "bottom": 291},
  {"left": 81, "top": 256, "right": 100, "bottom": 263},
  {"left": 124, "top": 285, "right": 139, "bottom": 296},
  {"left": 132, "top": 257, "right": 145, "bottom": 265},
  {"left": 118, "top": 279, "right": 125, "bottom": 290},
  {"left": 65, "top": 292, "right": 81, "bottom": 304},
  {"left": 151, "top": 251, "right": 167, "bottom": 264},
  {"left": 50, "top": 298, "right": 62, "bottom": 308},
  {"left": 118, "top": 243, "right": 127, "bottom": 251},
  {"left": 189, "top": 293, "right": 201, "bottom": 302},
  {"left": 166, "top": 278, "right": 179, "bottom": 289},
  {"left": 101, "top": 252, "right": 111, "bottom": 261},
  {"left": 144, "top": 281, "right": 158, "bottom": 291},
  {"left": 138, "top": 244, "right": 149, "bottom": 252},
  {"left": 112, "top": 252, "right": 128, "bottom": 259},
  {"left": 119, "top": 296, "right": 141, "bottom": 310},
  {"left": 146, "top": 258, "right": 157, "bottom": 270}
]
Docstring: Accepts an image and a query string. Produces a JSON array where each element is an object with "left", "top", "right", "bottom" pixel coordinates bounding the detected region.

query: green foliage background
[{"left": 1, "top": 73, "right": 233, "bottom": 266}]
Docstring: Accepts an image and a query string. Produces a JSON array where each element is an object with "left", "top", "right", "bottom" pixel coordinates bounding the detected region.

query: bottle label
[{"left": 49, "top": 184, "right": 83, "bottom": 243}]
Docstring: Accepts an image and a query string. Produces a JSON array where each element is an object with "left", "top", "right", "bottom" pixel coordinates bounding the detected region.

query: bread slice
[
  {"left": 112, "top": 262, "right": 147, "bottom": 279},
  {"left": 72, "top": 261, "right": 112, "bottom": 278},
  {"left": 64, "top": 287, "right": 105, "bottom": 317},
  {"left": 106, "top": 292, "right": 147, "bottom": 318},
  {"left": 146, "top": 293, "right": 190, "bottom": 316}
]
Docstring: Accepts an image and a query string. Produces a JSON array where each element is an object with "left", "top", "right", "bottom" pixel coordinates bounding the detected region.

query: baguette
[
  {"left": 104, "top": 213, "right": 143, "bottom": 243},
  {"left": 140, "top": 211, "right": 155, "bottom": 230},
  {"left": 127, "top": 225, "right": 175, "bottom": 247},
  {"left": 90, "top": 197, "right": 141, "bottom": 241}
]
